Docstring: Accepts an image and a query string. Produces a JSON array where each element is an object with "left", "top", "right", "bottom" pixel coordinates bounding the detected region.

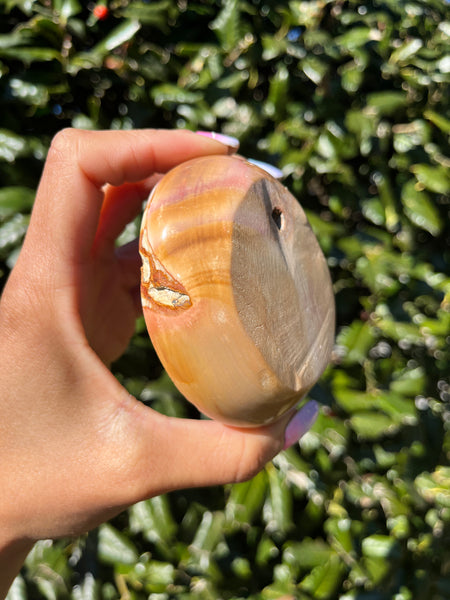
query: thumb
[{"left": 128, "top": 401, "right": 319, "bottom": 500}]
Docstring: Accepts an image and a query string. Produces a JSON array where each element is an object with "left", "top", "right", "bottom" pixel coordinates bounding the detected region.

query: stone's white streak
[
  {"left": 148, "top": 286, "right": 191, "bottom": 308},
  {"left": 140, "top": 248, "right": 151, "bottom": 284},
  {"left": 140, "top": 227, "right": 151, "bottom": 253}
]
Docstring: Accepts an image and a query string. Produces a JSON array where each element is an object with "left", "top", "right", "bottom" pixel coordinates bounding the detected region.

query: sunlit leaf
[
  {"left": 336, "top": 321, "right": 376, "bottom": 365},
  {"left": 367, "top": 91, "right": 407, "bottom": 116},
  {"left": 336, "top": 27, "right": 373, "bottom": 51},
  {"left": 7, "top": 76, "right": 49, "bottom": 106},
  {"left": 299, "top": 555, "right": 346, "bottom": 599},
  {"left": 210, "top": 0, "right": 241, "bottom": 53},
  {"left": 225, "top": 470, "right": 267, "bottom": 526},
  {"left": 284, "top": 538, "right": 335, "bottom": 571},
  {"left": 401, "top": 179, "right": 443, "bottom": 235},
  {"left": 52, "top": 0, "right": 81, "bottom": 19},
  {"left": 92, "top": 19, "right": 141, "bottom": 54},
  {"left": 350, "top": 412, "right": 398, "bottom": 440},
  {"left": 411, "top": 164, "right": 450, "bottom": 194},
  {"left": 362, "top": 535, "right": 401, "bottom": 559},
  {"left": 424, "top": 109, "right": 450, "bottom": 133},
  {"left": 415, "top": 467, "right": 450, "bottom": 508},
  {"left": 389, "top": 38, "right": 423, "bottom": 63},
  {"left": 98, "top": 524, "right": 139, "bottom": 566}
]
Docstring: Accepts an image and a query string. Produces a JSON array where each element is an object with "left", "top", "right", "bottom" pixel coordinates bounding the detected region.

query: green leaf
[
  {"left": 7, "top": 77, "right": 49, "bottom": 106},
  {"left": 120, "top": 559, "right": 176, "bottom": 590},
  {"left": 424, "top": 109, "right": 450, "bottom": 133},
  {"left": 345, "top": 108, "right": 377, "bottom": 155},
  {"left": 336, "top": 27, "right": 373, "bottom": 51},
  {"left": 401, "top": 179, "right": 442, "bottom": 235},
  {"left": 120, "top": 0, "right": 172, "bottom": 28},
  {"left": 390, "top": 367, "right": 426, "bottom": 396},
  {"left": 373, "top": 170, "right": 400, "bottom": 232},
  {"left": 376, "top": 392, "right": 417, "bottom": 425},
  {"left": 0, "top": 47, "right": 62, "bottom": 64},
  {"left": 52, "top": 0, "right": 81, "bottom": 19},
  {"left": 264, "top": 463, "right": 293, "bottom": 536},
  {"left": 100, "top": 19, "right": 141, "bottom": 52},
  {"left": 129, "top": 496, "right": 177, "bottom": 559},
  {"left": 225, "top": 470, "right": 267, "bottom": 526},
  {"left": 299, "top": 555, "right": 345, "bottom": 599},
  {"left": 336, "top": 321, "right": 376, "bottom": 365},
  {"left": 0, "top": 187, "right": 34, "bottom": 219},
  {"left": 0, "top": 129, "right": 27, "bottom": 162},
  {"left": 301, "top": 55, "right": 328, "bottom": 84},
  {"left": 288, "top": 0, "right": 323, "bottom": 28},
  {"left": 210, "top": 0, "right": 241, "bottom": 53},
  {"left": 340, "top": 60, "right": 364, "bottom": 93},
  {"left": 415, "top": 467, "right": 450, "bottom": 509},
  {"left": 0, "top": 213, "right": 29, "bottom": 257},
  {"left": 98, "top": 524, "right": 139, "bottom": 566},
  {"left": 284, "top": 538, "right": 335, "bottom": 571},
  {"left": 25, "top": 541, "right": 71, "bottom": 597},
  {"left": 191, "top": 510, "right": 225, "bottom": 553},
  {"left": 350, "top": 412, "right": 397, "bottom": 440},
  {"left": 367, "top": 91, "right": 407, "bottom": 116},
  {"left": 363, "top": 556, "right": 394, "bottom": 587},
  {"left": 0, "top": 30, "right": 32, "bottom": 49},
  {"left": 334, "top": 389, "right": 377, "bottom": 413},
  {"left": 362, "top": 534, "right": 401, "bottom": 559},
  {"left": 389, "top": 38, "right": 423, "bottom": 63},
  {"left": 71, "top": 572, "right": 99, "bottom": 600},
  {"left": 265, "top": 64, "right": 289, "bottom": 118},
  {"left": 411, "top": 164, "right": 450, "bottom": 194},
  {"left": 5, "top": 575, "right": 27, "bottom": 600},
  {"left": 361, "top": 197, "right": 385, "bottom": 225},
  {"left": 77, "top": 19, "right": 141, "bottom": 65},
  {"left": 325, "top": 516, "right": 354, "bottom": 555},
  {"left": 261, "top": 34, "right": 288, "bottom": 61},
  {"left": 256, "top": 535, "right": 279, "bottom": 567},
  {"left": 151, "top": 83, "right": 203, "bottom": 107}
]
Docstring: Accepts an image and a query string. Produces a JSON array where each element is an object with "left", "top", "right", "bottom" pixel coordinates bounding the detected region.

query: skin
[{"left": 0, "top": 129, "right": 315, "bottom": 596}]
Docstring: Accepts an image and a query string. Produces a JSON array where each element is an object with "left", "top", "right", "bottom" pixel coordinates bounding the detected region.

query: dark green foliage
[{"left": 1, "top": 0, "right": 449, "bottom": 598}]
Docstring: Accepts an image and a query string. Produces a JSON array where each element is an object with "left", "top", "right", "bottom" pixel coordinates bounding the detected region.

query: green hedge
[{"left": 1, "top": 1, "right": 449, "bottom": 598}]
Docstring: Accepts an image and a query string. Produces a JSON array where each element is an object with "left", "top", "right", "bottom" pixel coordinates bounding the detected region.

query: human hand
[{"left": 0, "top": 129, "right": 318, "bottom": 594}]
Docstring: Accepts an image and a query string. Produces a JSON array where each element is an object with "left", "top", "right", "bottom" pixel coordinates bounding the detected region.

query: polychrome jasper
[{"left": 140, "top": 155, "right": 335, "bottom": 426}]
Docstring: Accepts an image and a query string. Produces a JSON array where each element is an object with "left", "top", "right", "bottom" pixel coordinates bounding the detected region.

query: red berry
[{"left": 93, "top": 5, "right": 109, "bottom": 20}]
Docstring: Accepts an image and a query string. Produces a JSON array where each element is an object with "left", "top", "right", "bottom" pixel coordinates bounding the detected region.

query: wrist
[{"left": 0, "top": 536, "right": 34, "bottom": 599}]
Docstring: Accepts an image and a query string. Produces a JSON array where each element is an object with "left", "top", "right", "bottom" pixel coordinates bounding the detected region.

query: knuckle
[
  {"left": 47, "top": 128, "right": 86, "bottom": 163},
  {"left": 50, "top": 127, "right": 76, "bottom": 152}
]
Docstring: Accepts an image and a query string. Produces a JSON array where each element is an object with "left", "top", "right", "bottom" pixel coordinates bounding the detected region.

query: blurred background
[{"left": 1, "top": 0, "right": 449, "bottom": 598}]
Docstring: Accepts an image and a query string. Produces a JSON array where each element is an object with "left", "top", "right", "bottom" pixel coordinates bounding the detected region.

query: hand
[{"left": 0, "top": 129, "right": 318, "bottom": 595}]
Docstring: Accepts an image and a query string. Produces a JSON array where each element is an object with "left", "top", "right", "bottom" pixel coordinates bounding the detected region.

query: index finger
[{"left": 29, "top": 129, "right": 235, "bottom": 264}]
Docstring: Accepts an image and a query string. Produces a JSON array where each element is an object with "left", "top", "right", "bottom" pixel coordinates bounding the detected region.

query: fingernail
[
  {"left": 283, "top": 400, "right": 319, "bottom": 450},
  {"left": 196, "top": 131, "right": 240, "bottom": 150},
  {"left": 247, "top": 159, "right": 284, "bottom": 179}
]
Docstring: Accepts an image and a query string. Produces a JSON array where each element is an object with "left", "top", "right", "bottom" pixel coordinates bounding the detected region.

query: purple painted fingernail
[
  {"left": 247, "top": 159, "right": 284, "bottom": 180},
  {"left": 196, "top": 131, "right": 240, "bottom": 149},
  {"left": 283, "top": 400, "right": 319, "bottom": 450}
]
